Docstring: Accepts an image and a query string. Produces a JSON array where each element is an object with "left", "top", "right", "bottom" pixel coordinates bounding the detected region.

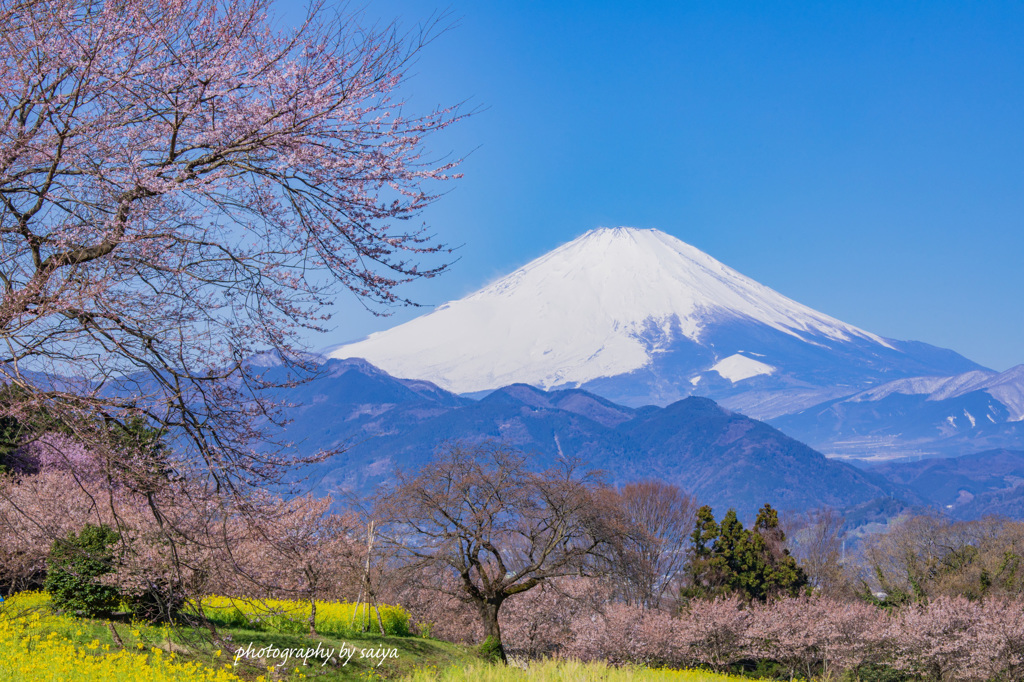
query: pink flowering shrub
[
  {"left": 510, "top": 587, "right": 1024, "bottom": 680},
  {"left": 563, "top": 594, "right": 751, "bottom": 671},
  {"left": 7, "top": 433, "right": 104, "bottom": 478},
  {"left": 678, "top": 596, "right": 751, "bottom": 671},
  {"left": 748, "top": 597, "right": 890, "bottom": 679},
  {"left": 969, "top": 598, "right": 1024, "bottom": 680},
  {"left": 566, "top": 601, "right": 684, "bottom": 667},
  {"left": 885, "top": 595, "right": 1024, "bottom": 681},
  {"left": 502, "top": 578, "right": 613, "bottom": 660},
  {"left": 888, "top": 596, "right": 979, "bottom": 680}
]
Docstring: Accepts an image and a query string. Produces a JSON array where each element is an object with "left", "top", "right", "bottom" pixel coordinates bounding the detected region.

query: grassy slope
[
  {"left": 1, "top": 592, "right": 476, "bottom": 680},
  {"left": 1, "top": 593, "right": 756, "bottom": 681}
]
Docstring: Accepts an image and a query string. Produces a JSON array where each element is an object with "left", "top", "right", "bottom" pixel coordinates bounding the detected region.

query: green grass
[{"left": 400, "top": 660, "right": 754, "bottom": 681}]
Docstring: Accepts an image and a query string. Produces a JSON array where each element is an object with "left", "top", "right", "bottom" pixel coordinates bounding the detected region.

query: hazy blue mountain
[
  {"left": 270, "top": 358, "right": 896, "bottom": 518},
  {"left": 868, "top": 449, "right": 1024, "bottom": 519}
]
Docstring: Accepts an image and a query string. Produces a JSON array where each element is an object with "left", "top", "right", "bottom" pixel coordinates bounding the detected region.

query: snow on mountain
[
  {"left": 770, "top": 364, "right": 1024, "bottom": 460},
  {"left": 846, "top": 365, "right": 1024, "bottom": 421},
  {"left": 847, "top": 371, "right": 997, "bottom": 403},
  {"left": 328, "top": 227, "right": 910, "bottom": 395},
  {"left": 980, "top": 366, "right": 1024, "bottom": 422},
  {"left": 711, "top": 354, "right": 776, "bottom": 382}
]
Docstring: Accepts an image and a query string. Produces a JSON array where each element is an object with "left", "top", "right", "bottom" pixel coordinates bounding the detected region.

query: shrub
[
  {"left": 478, "top": 635, "right": 504, "bottom": 662},
  {"left": 567, "top": 601, "right": 684, "bottom": 667},
  {"left": 44, "top": 523, "right": 122, "bottom": 617}
]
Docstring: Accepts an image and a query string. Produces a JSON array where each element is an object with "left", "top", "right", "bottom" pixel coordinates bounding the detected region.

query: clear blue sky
[{"left": 298, "top": 1, "right": 1024, "bottom": 371}]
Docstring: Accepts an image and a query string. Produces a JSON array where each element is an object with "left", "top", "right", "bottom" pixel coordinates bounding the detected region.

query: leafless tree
[
  {"left": 373, "top": 441, "right": 625, "bottom": 663},
  {"left": 857, "top": 513, "right": 1024, "bottom": 602},
  {"left": 786, "top": 507, "right": 850, "bottom": 597},
  {"left": 614, "top": 480, "right": 697, "bottom": 610}
]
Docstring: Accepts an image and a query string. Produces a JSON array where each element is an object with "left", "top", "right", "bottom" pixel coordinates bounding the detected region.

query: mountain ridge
[
  {"left": 771, "top": 365, "right": 1024, "bottom": 459},
  {"left": 327, "top": 227, "right": 985, "bottom": 413},
  {"left": 242, "top": 357, "right": 1024, "bottom": 520},
  {"left": 265, "top": 357, "right": 898, "bottom": 517}
]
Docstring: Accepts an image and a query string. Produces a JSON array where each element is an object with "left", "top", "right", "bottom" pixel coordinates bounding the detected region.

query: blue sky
[{"left": 298, "top": 1, "right": 1024, "bottom": 371}]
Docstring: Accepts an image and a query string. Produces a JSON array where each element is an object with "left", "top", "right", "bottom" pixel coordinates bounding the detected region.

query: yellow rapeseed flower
[{"left": 1, "top": 592, "right": 249, "bottom": 682}]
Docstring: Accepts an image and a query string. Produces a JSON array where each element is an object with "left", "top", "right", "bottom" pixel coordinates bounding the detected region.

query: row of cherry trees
[
  {"left": 395, "top": 576, "right": 1024, "bottom": 680},
  {"left": 364, "top": 441, "right": 1024, "bottom": 677},
  {"left": 567, "top": 592, "right": 1024, "bottom": 681}
]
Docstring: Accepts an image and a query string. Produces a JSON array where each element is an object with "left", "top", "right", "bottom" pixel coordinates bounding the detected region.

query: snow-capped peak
[
  {"left": 326, "top": 227, "right": 896, "bottom": 394},
  {"left": 847, "top": 365, "right": 1024, "bottom": 421}
]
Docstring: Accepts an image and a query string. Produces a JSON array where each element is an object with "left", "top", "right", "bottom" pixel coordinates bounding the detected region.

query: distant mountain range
[
  {"left": 868, "top": 449, "right": 1024, "bottom": 520},
  {"left": 265, "top": 357, "right": 897, "bottom": 518},
  {"left": 236, "top": 226, "right": 1024, "bottom": 519},
  {"left": 245, "top": 357, "right": 1024, "bottom": 523},
  {"left": 324, "top": 227, "right": 1023, "bottom": 461},
  {"left": 771, "top": 367, "right": 1024, "bottom": 460}
]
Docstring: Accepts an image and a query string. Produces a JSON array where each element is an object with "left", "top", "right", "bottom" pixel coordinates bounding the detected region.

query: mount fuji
[{"left": 327, "top": 227, "right": 984, "bottom": 416}]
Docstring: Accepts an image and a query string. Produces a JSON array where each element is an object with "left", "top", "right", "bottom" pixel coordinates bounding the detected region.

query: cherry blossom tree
[
  {"left": 566, "top": 600, "right": 683, "bottom": 667},
  {"left": 0, "top": 0, "right": 465, "bottom": 613},
  {"left": 216, "top": 493, "right": 360, "bottom": 633},
  {"left": 0, "top": 0, "right": 463, "bottom": 493},
  {"left": 500, "top": 577, "right": 613, "bottom": 661},
  {"left": 679, "top": 595, "right": 752, "bottom": 672},
  {"left": 889, "top": 596, "right": 983, "bottom": 681}
]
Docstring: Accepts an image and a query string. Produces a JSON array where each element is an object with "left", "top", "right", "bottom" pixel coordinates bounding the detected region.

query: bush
[
  {"left": 478, "top": 635, "right": 504, "bottom": 662},
  {"left": 839, "top": 663, "right": 909, "bottom": 682},
  {"left": 44, "top": 523, "right": 122, "bottom": 617}
]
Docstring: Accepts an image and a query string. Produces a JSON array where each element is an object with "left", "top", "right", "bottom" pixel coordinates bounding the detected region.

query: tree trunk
[
  {"left": 308, "top": 595, "right": 317, "bottom": 635},
  {"left": 370, "top": 590, "right": 386, "bottom": 635},
  {"left": 477, "top": 598, "right": 507, "bottom": 664}
]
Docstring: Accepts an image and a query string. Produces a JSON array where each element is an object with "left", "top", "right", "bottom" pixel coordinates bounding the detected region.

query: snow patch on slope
[
  {"left": 711, "top": 354, "right": 776, "bottom": 383},
  {"left": 980, "top": 366, "right": 1024, "bottom": 421}
]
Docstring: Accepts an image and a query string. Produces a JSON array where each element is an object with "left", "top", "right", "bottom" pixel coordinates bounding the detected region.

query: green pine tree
[{"left": 683, "top": 504, "right": 808, "bottom": 602}]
